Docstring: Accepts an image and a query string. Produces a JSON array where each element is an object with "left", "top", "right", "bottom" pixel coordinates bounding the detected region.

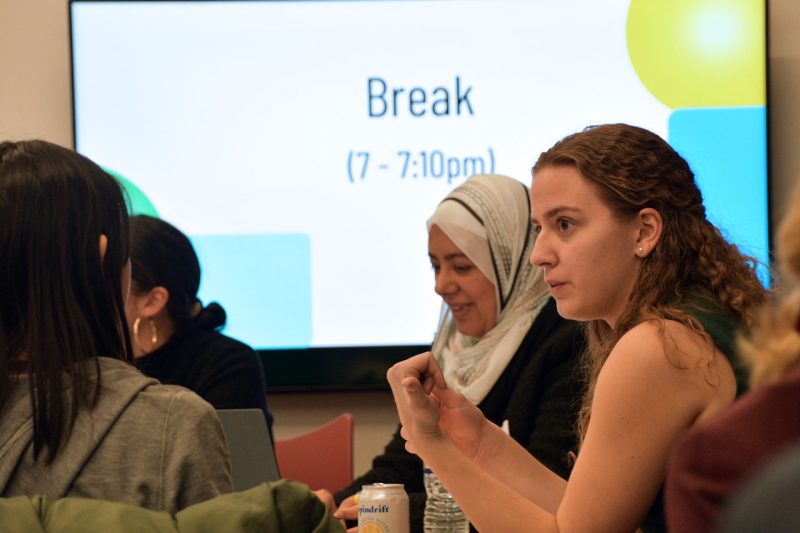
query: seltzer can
[{"left": 358, "top": 483, "right": 410, "bottom": 533}]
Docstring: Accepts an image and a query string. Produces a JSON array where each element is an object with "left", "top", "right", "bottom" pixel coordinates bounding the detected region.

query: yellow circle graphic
[{"left": 627, "top": 0, "right": 765, "bottom": 108}]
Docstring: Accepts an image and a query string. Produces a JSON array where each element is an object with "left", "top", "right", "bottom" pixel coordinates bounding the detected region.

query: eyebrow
[
  {"left": 428, "top": 252, "right": 469, "bottom": 261},
  {"left": 531, "top": 205, "right": 581, "bottom": 224}
]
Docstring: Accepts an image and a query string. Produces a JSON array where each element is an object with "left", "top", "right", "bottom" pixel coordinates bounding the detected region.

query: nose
[
  {"left": 434, "top": 267, "right": 457, "bottom": 296},
  {"left": 530, "top": 230, "right": 554, "bottom": 269}
]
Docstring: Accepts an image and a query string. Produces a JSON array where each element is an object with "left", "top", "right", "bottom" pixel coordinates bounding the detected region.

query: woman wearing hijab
[{"left": 328, "top": 174, "right": 585, "bottom": 532}]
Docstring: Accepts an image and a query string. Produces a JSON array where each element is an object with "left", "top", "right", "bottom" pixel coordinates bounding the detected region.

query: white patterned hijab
[{"left": 428, "top": 174, "right": 550, "bottom": 405}]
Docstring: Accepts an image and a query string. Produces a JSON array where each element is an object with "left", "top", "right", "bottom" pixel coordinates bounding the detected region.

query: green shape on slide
[
  {"left": 626, "top": 0, "right": 765, "bottom": 109},
  {"left": 102, "top": 166, "right": 159, "bottom": 217}
]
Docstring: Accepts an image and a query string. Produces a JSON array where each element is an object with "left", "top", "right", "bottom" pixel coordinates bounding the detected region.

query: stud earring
[{"left": 637, "top": 247, "right": 644, "bottom": 256}]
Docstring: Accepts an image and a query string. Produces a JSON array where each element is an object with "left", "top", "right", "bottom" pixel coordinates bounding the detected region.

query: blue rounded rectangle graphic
[
  {"left": 191, "top": 233, "right": 312, "bottom": 349},
  {"left": 669, "top": 106, "right": 769, "bottom": 284}
]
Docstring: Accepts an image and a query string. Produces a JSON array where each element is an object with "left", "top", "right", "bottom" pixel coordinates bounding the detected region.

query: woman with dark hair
[
  {"left": 0, "top": 140, "right": 231, "bottom": 512},
  {"left": 125, "top": 215, "right": 272, "bottom": 431},
  {"left": 386, "top": 124, "right": 767, "bottom": 532}
]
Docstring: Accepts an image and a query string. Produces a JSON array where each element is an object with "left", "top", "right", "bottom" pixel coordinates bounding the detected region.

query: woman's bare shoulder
[
  {"left": 557, "top": 320, "right": 735, "bottom": 531},
  {"left": 615, "top": 319, "right": 724, "bottom": 365},
  {"left": 604, "top": 320, "right": 736, "bottom": 414}
]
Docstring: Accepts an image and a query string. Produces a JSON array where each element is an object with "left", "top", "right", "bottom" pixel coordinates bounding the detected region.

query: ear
[
  {"left": 634, "top": 207, "right": 663, "bottom": 258},
  {"left": 136, "top": 286, "right": 170, "bottom": 319},
  {"left": 99, "top": 234, "right": 108, "bottom": 260}
]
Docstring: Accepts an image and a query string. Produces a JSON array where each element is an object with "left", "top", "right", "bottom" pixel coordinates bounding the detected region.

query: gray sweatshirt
[{"left": 0, "top": 357, "right": 233, "bottom": 513}]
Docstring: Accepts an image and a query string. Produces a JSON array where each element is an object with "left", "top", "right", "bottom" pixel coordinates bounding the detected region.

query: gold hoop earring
[
  {"left": 148, "top": 318, "right": 158, "bottom": 346},
  {"left": 132, "top": 317, "right": 158, "bottom": 353}
]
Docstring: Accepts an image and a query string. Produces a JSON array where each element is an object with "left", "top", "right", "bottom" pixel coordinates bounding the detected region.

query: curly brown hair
[
  {"left": 532, "top": 124, "right": 767, "bottom": 443},
  {"left": 739, "top": 182, "right": 800, "bottom": 388}
]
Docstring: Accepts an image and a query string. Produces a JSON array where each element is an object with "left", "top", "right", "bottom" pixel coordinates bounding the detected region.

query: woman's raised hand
[
  {"left": 436, "top": 385, "right": 489, "bottom": 460},
  {"left": 387, "top": 352, "right": 446, "bottom": 453},
  {"left": 387, "top": 352, "right": 488, "bottom": 460}
]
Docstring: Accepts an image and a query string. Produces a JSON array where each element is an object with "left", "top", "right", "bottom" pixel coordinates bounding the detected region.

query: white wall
[
  {"left": 0, "top": 1, "right": 72, "bottom": 146},
  {"left": 767, "top": 0, "right": 800, "bottom": 225},
  {"left": 1, "top": 0, "right": 798, "bottom": 478}
]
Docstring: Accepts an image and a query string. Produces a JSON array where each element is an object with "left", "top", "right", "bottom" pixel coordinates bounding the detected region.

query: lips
[
  {"left": 448, "top": 302, "right": 472, "bottom": 319},
  {"left": 546, "top": 280, "right": 567, "bottom": 294}
]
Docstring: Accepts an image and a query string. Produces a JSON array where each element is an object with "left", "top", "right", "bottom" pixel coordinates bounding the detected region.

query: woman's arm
[
  {"left": 387, "top": 353, "right": 567, "bottom": 527},
  {"left": 393, "top": 379, "right": 562, "bottom": 531},
  {"left": 389, "top": 321, "right": 735, "bottom": 532},
  {"left": 552, "top": 320, "right": 733, "bottom": 531}
]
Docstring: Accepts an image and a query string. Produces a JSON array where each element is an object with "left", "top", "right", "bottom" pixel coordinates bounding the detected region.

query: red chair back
[{"left": 274, "top": 412, "right": 354, "bottom": 492}]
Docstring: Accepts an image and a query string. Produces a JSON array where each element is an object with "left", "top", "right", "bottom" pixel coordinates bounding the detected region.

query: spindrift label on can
[{"left": 358, "top": 483, "right": 409, "bottom": 533}]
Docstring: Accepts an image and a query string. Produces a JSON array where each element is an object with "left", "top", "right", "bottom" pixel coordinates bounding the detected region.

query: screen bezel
[{"left": 259, "top": 345, "right": 430, "bottom": 392}]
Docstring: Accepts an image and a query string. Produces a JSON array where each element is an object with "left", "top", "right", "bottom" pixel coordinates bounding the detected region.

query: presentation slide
[{"left": 71, "top": 0, "right": 768, "bottom": 350}]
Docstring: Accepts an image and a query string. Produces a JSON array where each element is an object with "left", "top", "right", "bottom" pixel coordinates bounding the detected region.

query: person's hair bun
[{"left": 194, "top": 301, "right": 227, "bottom": 330}]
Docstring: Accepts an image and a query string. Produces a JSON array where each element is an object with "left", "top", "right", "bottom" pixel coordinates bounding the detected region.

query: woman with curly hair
[
  {"left": 665, "top": 182, "right": 800, "bottom": 533},
  {"left": 386, "top": 124, "right": 767, "bottom": 532}
]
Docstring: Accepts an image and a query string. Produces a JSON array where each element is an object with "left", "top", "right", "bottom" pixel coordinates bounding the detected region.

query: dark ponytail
[
  {"left": 194, "top": 301, "right": 227, "bottom": 331},
  {"left": 130, "top": 216, "right": 227, "bottom": 332}
]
